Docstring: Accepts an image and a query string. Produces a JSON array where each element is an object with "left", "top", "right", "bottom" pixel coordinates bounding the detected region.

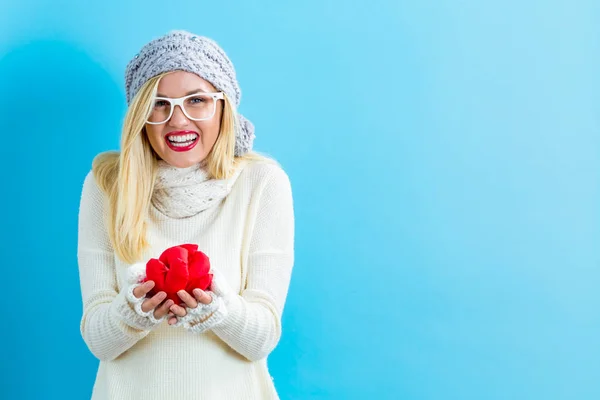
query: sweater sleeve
[
  {"left": 211, "top": 166, "right": 295, "bottom": 361},
  {"left": 77, "top": 171, "right": 152, "bottom": 361}
]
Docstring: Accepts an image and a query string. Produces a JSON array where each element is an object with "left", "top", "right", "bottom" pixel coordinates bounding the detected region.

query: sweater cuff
[{"left": 210, "top": 293, "right": 244, "bottom": 333}]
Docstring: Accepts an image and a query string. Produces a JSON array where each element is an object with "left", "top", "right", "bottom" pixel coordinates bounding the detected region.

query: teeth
[
  {"left": 171, "top": 141, "right": 194, "bottom": 147},
  {"left": 167, "top": 133, "right": 197, "bottom": 143}
]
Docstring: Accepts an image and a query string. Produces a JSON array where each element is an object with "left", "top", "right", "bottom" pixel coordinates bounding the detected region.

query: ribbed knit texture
[{"left": 77, "top": 160, "right": 294, "bottom": 400}]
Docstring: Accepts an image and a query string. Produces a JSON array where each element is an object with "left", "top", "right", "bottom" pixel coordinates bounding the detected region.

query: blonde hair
[{"left": 93, "top": 72, "right": 271, "bottom": 264}]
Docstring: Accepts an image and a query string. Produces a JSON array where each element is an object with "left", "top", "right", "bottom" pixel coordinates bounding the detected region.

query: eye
[
  {"left": 188, "top": 95, "right": 212, "bottom": 105},
  {"left": 189, "top": 95, "right": 208, "bottom": 104},
  {"left": 154, "top": 100, "right": 169, "bottom": 108}
]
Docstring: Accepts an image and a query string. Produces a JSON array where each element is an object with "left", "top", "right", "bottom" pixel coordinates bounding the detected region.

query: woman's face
[{"left": 145, "top": 71, "right": 223, "bottom": 168}]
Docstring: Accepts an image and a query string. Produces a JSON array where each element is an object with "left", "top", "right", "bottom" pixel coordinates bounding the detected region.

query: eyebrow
[{"left": 156, "top": 88, "right": 208, "bottom": 97}]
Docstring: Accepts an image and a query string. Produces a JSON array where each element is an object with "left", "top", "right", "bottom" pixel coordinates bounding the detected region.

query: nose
[{"left": 168, "top": 105, "right": 189, "bottom": 128}]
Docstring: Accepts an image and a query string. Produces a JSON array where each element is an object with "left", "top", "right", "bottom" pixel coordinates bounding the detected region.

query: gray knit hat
[{"left": 125, "top": 30, "right": 254, "bottom": 156}]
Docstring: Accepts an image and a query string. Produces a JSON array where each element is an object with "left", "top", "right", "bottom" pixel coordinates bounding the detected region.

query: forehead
[{"left": 157, "top": 71, "right": 217, "bottom": 96}]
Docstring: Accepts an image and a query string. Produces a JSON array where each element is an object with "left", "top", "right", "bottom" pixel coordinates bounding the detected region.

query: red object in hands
[{"left": 145, "top": 244, "right": 212, "bottom": 304}]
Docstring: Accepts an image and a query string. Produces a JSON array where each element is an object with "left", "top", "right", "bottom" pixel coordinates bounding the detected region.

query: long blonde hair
[{"left": 93, "top": 72, "right": 270, "bottom": 264}]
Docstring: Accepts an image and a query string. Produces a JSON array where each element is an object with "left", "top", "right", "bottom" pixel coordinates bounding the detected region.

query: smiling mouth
[{"left": 165, "top": 132, "right": 199, "bottom": 152}]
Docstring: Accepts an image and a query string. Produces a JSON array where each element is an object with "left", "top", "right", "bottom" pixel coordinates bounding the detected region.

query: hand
[
  {"left": 167, "top": 289, "right": 213, "bottom": 326},
  {"left": 131, "top": 280, "right": 174, "bottom": 321},
  {"left": 167, "top": 269, "right": 232, "bottom": 333}
]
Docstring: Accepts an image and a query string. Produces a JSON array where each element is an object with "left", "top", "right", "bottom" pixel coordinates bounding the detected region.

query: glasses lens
[
  {"left": 183, "top": 94, "right": 216, "bottom": 120},
  {"left": 148, "top": 99, "right": 172, "bottom": 124},
  {"left": 147, "top": 94, "right": 216, "bottom": 124}
]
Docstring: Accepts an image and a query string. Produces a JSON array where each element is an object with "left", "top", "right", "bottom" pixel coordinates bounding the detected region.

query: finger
[
  {"left": 168, "top": 316, "right": 178, "bottom": 325},
  {"left": 177, "top": 290, "right": 198, "bottom": 309},
  {"left": 193, "top": 289, "right": 213, "bottom": 305},
  {"left": 169, "top": 304, "right": 188, "bottom": 317},
  {"left": 154, "top": 299, "right": 174, "bottom": 319},
  {"left": 133, "top": 281, "right": 155, "bottom": 299},
  {"left": 141, "top": 291, "right": 166, "bottom": 313}
]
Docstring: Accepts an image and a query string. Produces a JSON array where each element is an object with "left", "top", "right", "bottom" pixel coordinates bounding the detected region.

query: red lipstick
[{"left": 165, "top": 131, "right": 199, "bottom": 152}]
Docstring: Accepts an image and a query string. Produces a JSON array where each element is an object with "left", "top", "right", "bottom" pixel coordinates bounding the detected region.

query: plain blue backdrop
[{"left": 1, "top": 1, "right": 598, "bottom": 399}]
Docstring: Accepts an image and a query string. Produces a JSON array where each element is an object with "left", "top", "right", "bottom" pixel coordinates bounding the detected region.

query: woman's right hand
[{"left": 132, "top": 280, "right": 174, "bottom": 320}]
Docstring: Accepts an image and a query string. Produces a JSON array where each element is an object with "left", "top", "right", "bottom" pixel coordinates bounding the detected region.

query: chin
[{"left": 161, "top": 152, "right": 207, "bottom": 169}]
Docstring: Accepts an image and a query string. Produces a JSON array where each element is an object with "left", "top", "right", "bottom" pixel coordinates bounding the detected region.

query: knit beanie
[{"left": 124, "top": 30, "right": 254, "bottom": 156}]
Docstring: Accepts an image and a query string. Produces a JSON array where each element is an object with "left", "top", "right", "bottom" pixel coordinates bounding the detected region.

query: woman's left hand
[
  {"left": 168, "top": 269, "right": 232, "bottom": 333},
  {"left": 168, "top": 289, "right": 213, "bottom": 325}
]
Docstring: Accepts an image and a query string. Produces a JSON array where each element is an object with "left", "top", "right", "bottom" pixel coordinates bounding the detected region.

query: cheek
[
  {"left": 202, "top": 103, "right": 223, "bottom": 136},
  {"left": 197, "top": 119, "right": 221, "bottom": 142},
  {"left": 145, "top": 126, "right": 164, "bottom": 148}
]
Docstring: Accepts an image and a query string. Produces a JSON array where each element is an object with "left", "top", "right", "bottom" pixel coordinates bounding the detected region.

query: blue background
[{"left": 1, "top": 1, "right": 598, "bottom": 399}]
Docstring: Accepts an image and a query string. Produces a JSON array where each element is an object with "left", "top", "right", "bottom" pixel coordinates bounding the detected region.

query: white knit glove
[
  {"left": 117, "top": 262, "right": 166, "bottom": 327},
  {"left": 173, "top": 269, "right": 232, "bottom": 334}
]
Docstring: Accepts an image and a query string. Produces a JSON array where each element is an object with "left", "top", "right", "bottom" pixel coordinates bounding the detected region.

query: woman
[{"left": 77, "top": 30, "right": 295, "bottom": 399}]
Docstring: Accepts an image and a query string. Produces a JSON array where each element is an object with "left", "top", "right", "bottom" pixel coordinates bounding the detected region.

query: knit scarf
[{"left": 151, "top": 160, "right": 244, "bottom": 219}]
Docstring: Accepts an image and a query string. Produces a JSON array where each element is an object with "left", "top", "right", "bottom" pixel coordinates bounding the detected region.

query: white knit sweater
[{"left": 77, "top": 159, "right": 295, "bottom": 400}]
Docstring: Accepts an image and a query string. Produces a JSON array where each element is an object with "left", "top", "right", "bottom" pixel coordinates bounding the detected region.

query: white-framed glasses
[{"left": 146, "top": 92, "right": 224, "bottom": 124}]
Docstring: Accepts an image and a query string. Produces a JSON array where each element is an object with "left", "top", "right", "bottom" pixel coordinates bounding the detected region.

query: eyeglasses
[{"left": 146, "top": 92, "right": 224, "bottom": 124}]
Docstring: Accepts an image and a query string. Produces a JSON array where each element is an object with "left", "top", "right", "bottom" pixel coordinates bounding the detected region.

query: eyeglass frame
[{"left": 146, "top": 91, "right": 225, "bottom": 125}]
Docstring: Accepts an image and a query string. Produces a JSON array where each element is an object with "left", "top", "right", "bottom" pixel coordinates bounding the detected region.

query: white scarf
[{"left": 151, "top": 160, "right": 245, "bottom": 218}]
